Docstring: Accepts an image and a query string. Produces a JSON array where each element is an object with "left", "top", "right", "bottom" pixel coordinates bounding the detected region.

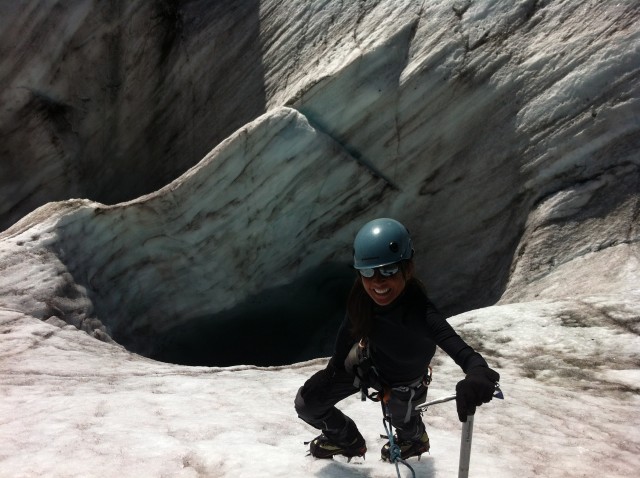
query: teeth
[{"left": 374, "top": 288, "right": 390, "bottom": 294}]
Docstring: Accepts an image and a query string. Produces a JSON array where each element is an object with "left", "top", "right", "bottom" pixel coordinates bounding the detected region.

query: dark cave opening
[{"left": 114, "top": 263, "right": 356, "bottom": 367}]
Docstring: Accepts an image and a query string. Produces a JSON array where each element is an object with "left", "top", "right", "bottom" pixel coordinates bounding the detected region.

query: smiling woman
[
  {"left": 360, "top": 265, "right": 408, "bottom": 306},
  {"left": 294, "top": 218, "right": 501, "bottom": 463},
  {"left": 352, "top": 218, "right": 414, "bottom": 307}
]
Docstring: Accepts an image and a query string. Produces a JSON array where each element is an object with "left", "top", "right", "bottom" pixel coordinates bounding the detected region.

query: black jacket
[{"left": 331, "top": 281, "right": 488, "bottom": 385}]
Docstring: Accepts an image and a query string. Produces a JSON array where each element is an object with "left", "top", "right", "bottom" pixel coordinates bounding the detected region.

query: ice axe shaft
[
  {"left": 458, "top": 414, "right": 474, "bottom": 478},
  {"left": 413, "top": 395, "right": 475, "bottom": 477},
  {"left": 414, "top": 384, "right": 504, "bottom": 477}
]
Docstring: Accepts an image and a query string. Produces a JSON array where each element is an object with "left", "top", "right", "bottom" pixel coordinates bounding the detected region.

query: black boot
[
  {"left": 381, "top": 430, "right": 430, "bottom": 462},
  {"left": 308, "top": 417, "right": 366, "bottom": 459},
  {"left": 309, "top": 432, "right": 367, "bottom": 459}
]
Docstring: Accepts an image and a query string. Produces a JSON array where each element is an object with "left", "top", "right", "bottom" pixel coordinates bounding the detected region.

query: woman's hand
[{"left": 455, "top": 367, "right": 500, "bottom": 422}]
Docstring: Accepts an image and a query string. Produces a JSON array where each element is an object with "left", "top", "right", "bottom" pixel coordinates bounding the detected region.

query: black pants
[{"left": 294, "top": 364, "right": 428, "bottom": 444}]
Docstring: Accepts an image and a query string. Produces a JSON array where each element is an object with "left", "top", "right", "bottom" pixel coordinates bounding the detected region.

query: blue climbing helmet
[{"left": 353, "top": 218, "right": 414, "bottom": 269}]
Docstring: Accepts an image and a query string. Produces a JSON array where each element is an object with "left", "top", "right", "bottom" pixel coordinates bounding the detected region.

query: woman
[{"left": 294, "top": 218, "right": 500, "bottom": 461}]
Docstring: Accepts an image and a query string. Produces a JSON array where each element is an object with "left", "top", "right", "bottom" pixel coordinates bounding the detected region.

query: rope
[{"left": 381, "top": 403, "right": 416, "bottom": 478}]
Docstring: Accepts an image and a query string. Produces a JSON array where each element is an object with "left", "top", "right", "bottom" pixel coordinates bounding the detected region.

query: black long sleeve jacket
[{"left": 331, "top": 282, "right": 488, "bottom": 385}]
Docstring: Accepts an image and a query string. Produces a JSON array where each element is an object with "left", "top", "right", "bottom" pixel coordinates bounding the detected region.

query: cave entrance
[{"left": 112, "top": 263, "right": 356, "bottom": 367}]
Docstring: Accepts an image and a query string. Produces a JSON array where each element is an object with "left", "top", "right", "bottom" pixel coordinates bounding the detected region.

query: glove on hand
[{"left": 455, "top": 367, "right": 500, "bottom": 422}]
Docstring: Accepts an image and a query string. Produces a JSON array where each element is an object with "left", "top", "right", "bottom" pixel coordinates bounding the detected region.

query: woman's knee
[
  {"left": 294, "top": 386, "right": 310, "bottom": 416},
  {"left": 294, "top": 371, "right": 329, "bottom": 420},
  {"left": 294, "top": 366, "right": 355, "bottom": 420}
]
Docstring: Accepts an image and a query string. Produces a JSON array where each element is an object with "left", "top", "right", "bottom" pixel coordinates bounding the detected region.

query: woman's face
[{"left": 360, "top": 263, "right": 412, "bottom": 306}]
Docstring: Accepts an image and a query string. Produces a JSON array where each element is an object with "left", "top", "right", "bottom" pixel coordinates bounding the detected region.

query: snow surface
[
  {"left": 1, "top": 299, "right": 638, "bottom": 478},
  {"left": 0, "top": 1, "right": 638, "bottom": 477}
]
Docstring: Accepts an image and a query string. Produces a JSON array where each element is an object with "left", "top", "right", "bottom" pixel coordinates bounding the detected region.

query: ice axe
[{"left": 415, "top": 384, "right": 503, "bottom": 478}]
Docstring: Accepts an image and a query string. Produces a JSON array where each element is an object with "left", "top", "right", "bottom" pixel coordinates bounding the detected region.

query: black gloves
[{"left": 455, "top": 366, "right": 500, "bottom": 422}]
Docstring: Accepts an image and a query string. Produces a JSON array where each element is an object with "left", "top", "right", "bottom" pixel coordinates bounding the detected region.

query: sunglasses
[{"left": 358, "top": 263, "right": 400, "bottom": 278}]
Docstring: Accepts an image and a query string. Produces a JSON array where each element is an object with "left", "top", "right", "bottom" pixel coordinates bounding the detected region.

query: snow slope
[{"left": 1, "top": 298, "right": 638, "bottom": 477}]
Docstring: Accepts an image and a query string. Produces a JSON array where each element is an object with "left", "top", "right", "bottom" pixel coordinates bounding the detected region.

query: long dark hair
[{"left": 347, "top": 260, "right": 426, "bottom": 338}]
